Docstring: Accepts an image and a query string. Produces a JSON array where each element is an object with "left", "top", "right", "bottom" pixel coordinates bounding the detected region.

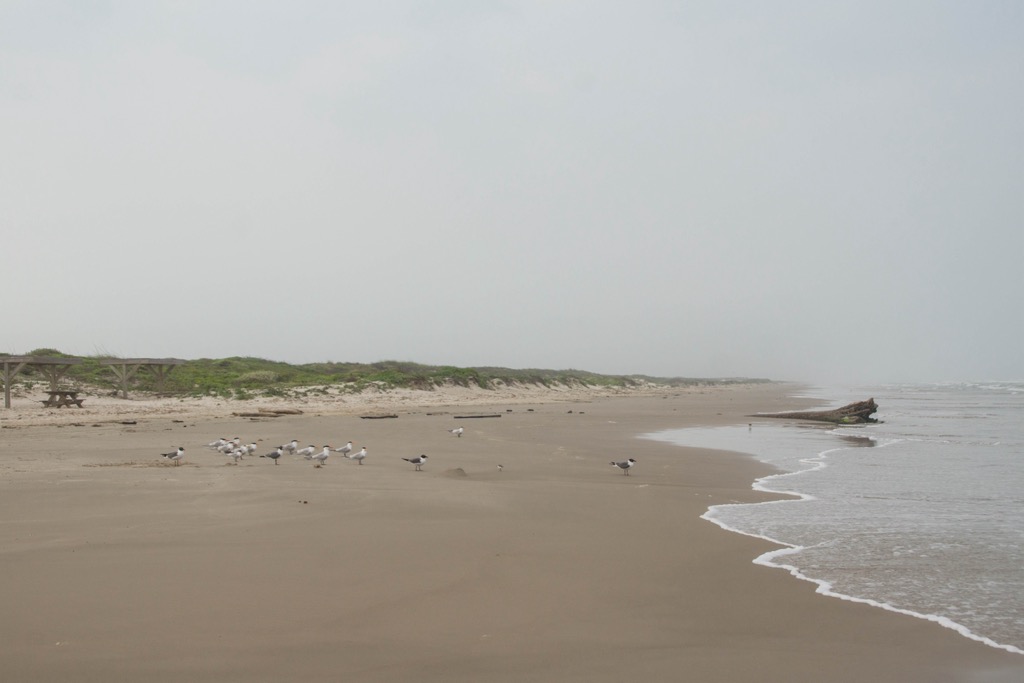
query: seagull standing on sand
[
  {"left": 162, "top": 447, "right": 185, "bottom": 466},
  {"left": 348, "top": 446, "right": 368, "bottom": 464},
  {"left": 610, "top": 458, "right": 636, "bottom": 475},
  {"left": 228, "top": 449, "right": 244, "bottom": 465},
  {"left": 297, "top": 444, "right": 317, "bottom": 460},
  {"left": 448, "top": 427, "right": 464, "bottom": 438},
  {"left": 245, "top": 443, "right": 258, "bottom": 457},
  {"left": 207, "top": 438, "right": 227, "bottom": 450},
  {"left": 403, "top": 455, "right": 428, "bottom": 471},
  {"left": 312, "top": 446, "right": 331, "bottom": 468},
  {"left": 282, "top": 440, "right": 299, "bottom": 456},
  {"left": 262, "top": 447, "right": 283, "bottom": 465},
  {"left": 334, "top": 441, "right": 353, "bottom": 457}
]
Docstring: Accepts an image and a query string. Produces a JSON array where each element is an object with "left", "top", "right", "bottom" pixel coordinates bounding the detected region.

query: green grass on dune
[{"left": 1, "top": 349, "right": 768, "bottom": 400}]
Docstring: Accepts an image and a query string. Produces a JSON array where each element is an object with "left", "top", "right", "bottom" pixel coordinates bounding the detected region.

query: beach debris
[
  {"left": 610, "top": 458, "right": 636, "bottom": 475},
  {"left": 757, "top": 398, "right": 879, "bottom": 424},
  {"left": 360, "top": 413, "right": 398, "bottom": 419},
  {"left": 261, "top": 407, "right": 303, "bottom": 415},
  {"left": 453, "top": 413, "right": 502, "bottom": 419}
]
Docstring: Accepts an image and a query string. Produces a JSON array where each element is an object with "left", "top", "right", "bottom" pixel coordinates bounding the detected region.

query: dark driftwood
[
  {"left": 361, "top": 414, "right": 398, "bottom": 419},
  {"left": 758, "top": 398, "right": 879, "bottom": 424},
  {"left": 453, "top": 414, "right": 502, "bottom": 419}
]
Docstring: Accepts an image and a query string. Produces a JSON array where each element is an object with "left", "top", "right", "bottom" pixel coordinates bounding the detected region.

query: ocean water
[{"left": 645, "top": 382, "right": 1024, "bottom": 654}]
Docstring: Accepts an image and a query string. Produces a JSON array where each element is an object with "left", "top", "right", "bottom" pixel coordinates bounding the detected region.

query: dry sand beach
[{"left": 2, "top": 383, "right": 1022, "bottom": 682}]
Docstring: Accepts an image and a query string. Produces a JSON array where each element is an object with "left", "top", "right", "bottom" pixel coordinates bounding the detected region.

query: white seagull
[
  {"left": 448, "top": 427, "right": 464, "bottom": 438},
  {"left": 403, "top": 454, "right": 428, "bottom": 471},
  {"left": 162, "top": 447, "right": 185, "bottom": 466},
  {"left": 227, "top": 449, "right": 245, "bottom": 465},
  {"left": 348, "top": 446, "right": 368, "bottom": 465},
  {"left": 245, "top": 443, "right": 258, "bottom": 457},
  {"left": 610, "top": 458, "right": 636, "bottom": 475},
  {"left": 262, "top": 446, "right": 283, "bottom": 465},
  {"left": 207, "top": 438, "right": 227, "bottom": 450},
  {"left": 312, "top": 446, "right": 331, "bottom": 468},
  {"left": 282, "top": 440, "right": 299, "bottom": 456},
  {"left": 296, "top": 444, "right": 317, "bottom": 460},
  {"left": 334, "top": 441, "right": 353, "bottom": 457}
]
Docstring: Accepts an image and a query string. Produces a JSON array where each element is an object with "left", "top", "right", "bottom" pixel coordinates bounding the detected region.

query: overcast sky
[{"left": 2, "top": 1, "right": 1021, "bottom": 384}]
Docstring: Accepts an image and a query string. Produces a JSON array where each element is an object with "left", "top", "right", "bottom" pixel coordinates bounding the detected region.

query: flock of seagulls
[{"left": 159, "top": 426, "right": 639, "bottom": 477}]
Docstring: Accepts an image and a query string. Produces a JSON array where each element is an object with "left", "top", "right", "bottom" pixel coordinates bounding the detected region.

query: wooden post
[
  {"left": 100, "top": 359, "right": 183, "bottom": 399},
  {"left": 144, "top": 363, "right": 178, "bottom": 393},
  {"left": 106, "top": 362, "right": 142, "bottom": 399},
  {"left": 3, "top": 359, "right": 28, "bottom": 409}
]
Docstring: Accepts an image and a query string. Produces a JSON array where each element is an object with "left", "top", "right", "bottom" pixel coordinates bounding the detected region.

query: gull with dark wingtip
[
  {"left": 162, "top": 447, "right": 185, "bottom": 466},
  {"left": 610, "top": 458, "right": 636, "bottom": 475},
  {"left": 402, "top": 455, "right": 428, "bottom": 471}
]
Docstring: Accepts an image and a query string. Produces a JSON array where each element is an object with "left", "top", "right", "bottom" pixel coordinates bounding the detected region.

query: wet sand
[{"left": 1, "top": 383, "right": 1021, "bottom": 681}]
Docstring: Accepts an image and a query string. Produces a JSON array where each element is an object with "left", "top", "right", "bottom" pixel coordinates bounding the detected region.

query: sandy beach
[{"left": 1, "top": 383, "right": 1021, "bottom": 682}]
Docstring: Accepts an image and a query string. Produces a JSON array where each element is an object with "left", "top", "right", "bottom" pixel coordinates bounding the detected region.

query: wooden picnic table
[{"left": 41, "top": 390, "right": 85, "bottom": 408}]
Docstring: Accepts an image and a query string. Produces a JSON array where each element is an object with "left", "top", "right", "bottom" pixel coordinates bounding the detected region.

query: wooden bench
[{"left": 41, "top": 390, "right": 85, "bottom": 408}]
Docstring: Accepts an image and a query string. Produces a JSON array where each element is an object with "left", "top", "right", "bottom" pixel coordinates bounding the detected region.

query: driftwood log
[
  {"left": 758, "top": 398, "right": 879, "bottom": 424},
  {"left": 232, "top": 407, "right": 305, "bottom": 418}
]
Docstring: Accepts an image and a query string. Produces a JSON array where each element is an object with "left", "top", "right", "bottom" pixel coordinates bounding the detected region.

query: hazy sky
[{"left": 3, "top": 1, "right": 1021, "bottom": 384}]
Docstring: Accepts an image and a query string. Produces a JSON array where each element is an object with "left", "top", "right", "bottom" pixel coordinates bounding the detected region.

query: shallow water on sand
[{"left": 646, "top": 382, "right": 1024, "bottom": 654}]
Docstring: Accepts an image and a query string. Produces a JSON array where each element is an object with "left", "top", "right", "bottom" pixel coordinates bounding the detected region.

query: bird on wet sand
[
  {"left": 312, "top": 446, "right": 331, "bottom": 468},
  {"left": 334, "top": 441, "right": 353, "bottom": 457},
  {"left": 297, "top": 444, "right": 317, "bottom": 460},
  {"left": 262, "top": 447, "right": 283, "bottom": 465},
  {"left": 282, "top": 440, "right": 299, "bottom": 456},
  {"left": 610, "top": 458, "right": 636, "bottom": 475},
  {"left": 403, "top": 455, "right": 428, "bottom": 471},
  {"left": 348, "top": 447, "right": 368, "bottom": 465},
  {"left": 162, "top": 447, "right": 185, "bottom": 466},
  {"left": 448, "top": 427, "right": 464, "bottom": 438}
]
